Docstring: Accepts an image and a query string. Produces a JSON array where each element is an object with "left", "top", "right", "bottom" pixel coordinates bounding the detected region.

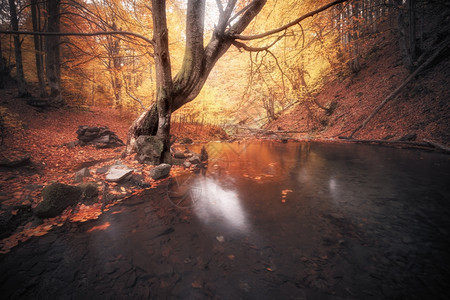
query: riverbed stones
[
  {"left": 34, "top": 183, "right": 82, "bottom": 218},
  {"left": 134, "top": 135, "right": 164, "bottom": 164},
  {"left": 74, "top": 167, "right": 91, "bottom": 183},
  {"left": 149, "top": 164, "right": 171, "bottom": 180},
  {"left": 76, "top": 126, "right": 125, "bottom": 148},
  {"left": 106, "top": 165, "right": 133, "bottom": 182},
  {"left": 79, "top": 182, "right": 99, "bottom": 204}
]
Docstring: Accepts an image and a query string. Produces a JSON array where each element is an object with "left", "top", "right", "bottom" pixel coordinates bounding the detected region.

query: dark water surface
[{"left": 1, "top": 141, "right": 449, "bottom": 299}]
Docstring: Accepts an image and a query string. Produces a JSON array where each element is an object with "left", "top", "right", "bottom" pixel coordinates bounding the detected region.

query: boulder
[
  {"left": 74, "top": 167, "right": 91, "bottom": 183},
  {"left": 106, "top": 165, "right": 133, "bottom": 182},
  {"left": 76, "top": 126, "right": 125, "bottom": 148},
  {"left": 134, "top": 135, "right": 164, "bottom": 164},
  {"left": 34, "top": 183, "right": 82, "bottom": 218},
  {"left": 173, "top": 151, "right": 187, "bottom": 159},
  {"left": 149, "top": 164, "right": 171, "bottom": 180},
  {"left": 79, "top": 182, "right": 99, "bottom": 204}
]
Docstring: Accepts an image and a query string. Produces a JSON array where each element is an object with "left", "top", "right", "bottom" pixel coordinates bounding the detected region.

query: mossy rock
[
  {"left": 79, "top": 182, "right": 99, "bottom": 204},
  {"left": 134, "top": 135, "right": 164, "bottom": 164},
  {"left": 34, "top": 183, "right": 82, "bottom": 218}
]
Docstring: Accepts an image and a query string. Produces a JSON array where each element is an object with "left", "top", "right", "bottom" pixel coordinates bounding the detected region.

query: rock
[
  {"left": 34, "top": 183, "right": 82, "bottom": 218},
  {"left": 66, "top": 141, "right": 78, "bottom": 149},
  {"left": 76, "top": 126, "right": 125, "bottom": 148},
  {"left": 129, "top": 174, "right": 151, "bottom": 188},
  {"left": 96, "top": 165, "right": 111, "bottom": 174},
  {"left": 200, "top": 146, "right": 208, "bottom": 162},
  {"left": 106, "top": 165, "right": 133, "bottom": 182},
  {"left": 187, "top": 156, "right": 201, "bottom": 165},
  {"left": 179, "top": 137, "right": 193, "bottom": 144},
  {"left": 149, "top": 164, "right": 171, "bottom": 180},
  {"left": 74, "top": 167, "right": 91, "bottom": 183},
  {"left": 79, "top": 182, "right": 99, "bottom": 204},
  {"left": 398, "top": 132, "right": 417, "bottom": 141},
  {"left": 173, "top": 151, "right": 187, "bottom": 159},
  {"left": 183, "top": 161, "right": 192, "bottom": 169},
  {"left": 134, "top": 135, "right": 164, "bottom": 164}
]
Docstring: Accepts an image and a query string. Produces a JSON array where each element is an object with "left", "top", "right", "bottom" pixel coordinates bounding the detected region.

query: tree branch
[
  {"left": 0, "top": 30, "right": 155, "bottom": 46},
  {"left": 233, "top": 0, "right": 348, "bottom": 40}
]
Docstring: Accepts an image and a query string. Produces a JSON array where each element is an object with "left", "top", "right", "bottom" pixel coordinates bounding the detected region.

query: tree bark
[
  {"left": 8, "top": 0, "right": 29, "bottom": 97},
  {"left": 45, "top": 0, "right": 62, "bottom": 105},
  {"left": 31, "top": 0, "right": 47, "bottom": 97},
  {"left": 0, "top": 37, "right": 5, "bottom": 89}
]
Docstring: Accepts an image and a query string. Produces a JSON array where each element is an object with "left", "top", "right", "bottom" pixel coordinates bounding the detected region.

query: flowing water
[{"left": 1, "top": 141, "right": 449, "bottom": 299}]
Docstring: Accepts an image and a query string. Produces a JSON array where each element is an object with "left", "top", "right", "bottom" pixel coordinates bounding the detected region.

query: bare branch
[
  {"left": 232, "top": 34, "right": 283, "bottom": 52},
  {"left": 215, "top": 0, "right": 224, "bottom": 14},
  {"left": 233, "top": 0, "right": 348, "bottom": 40},
  {"left": 0, "top": 30, "right": 155, "bottom": 46}
]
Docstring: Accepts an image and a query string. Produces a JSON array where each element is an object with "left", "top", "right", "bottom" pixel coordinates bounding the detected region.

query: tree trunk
[
  {"left": 126, "top": 0, "right": 268, "bottom": 161},
  {"left": 45, "top": 0, "right": 62, "bottom": 104},
  {"left": 8, "top": 0, "right": 29, "bottom": 97},
  {"left": 31, "top": 0, "right": 47, "bottom": 97},
  {"left": 0, "top": 38, "right": 5, "bottom": 89}
]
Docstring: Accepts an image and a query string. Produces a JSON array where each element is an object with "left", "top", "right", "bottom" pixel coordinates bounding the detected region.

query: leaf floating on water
[
  {"left": 216, "top": 235, "right": 225, "bottom": 243},
  {"left": 281, "top": 189, "right": 293, "bottom": 195},
  {"left": 87, "top": 222, "right": 111, "bottom": 233}
]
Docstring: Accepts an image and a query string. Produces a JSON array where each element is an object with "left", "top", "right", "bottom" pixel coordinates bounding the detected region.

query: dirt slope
[{"left": 268, "top": 25, "right": 450, "bottom": 146}]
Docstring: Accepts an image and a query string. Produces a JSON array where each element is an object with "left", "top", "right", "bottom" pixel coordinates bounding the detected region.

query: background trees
[{"left": 0, "top": 0, "right": 446, "bottom": 156}]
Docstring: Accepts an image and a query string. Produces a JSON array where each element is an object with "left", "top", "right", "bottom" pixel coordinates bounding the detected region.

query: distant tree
[
  {"left": 45, "top": 0, "right": 62, "bottom": 104},
  {"left": 8, "top": 0, "right": 29, "bottom": 97},
  {"left": 31, "top": 0, "right": 47, "bottom": 97}
]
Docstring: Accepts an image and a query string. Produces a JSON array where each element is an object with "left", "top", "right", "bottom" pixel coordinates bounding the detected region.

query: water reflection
[{"left": 192, "top": 177, "right": 249, "bottom": 233}]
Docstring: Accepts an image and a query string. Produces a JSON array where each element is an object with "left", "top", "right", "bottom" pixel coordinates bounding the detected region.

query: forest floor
[
  {"left": 267, "top": 23, "right": 450, "bottom": 147},
  {"left": 0, "top": 92, "right": 227, "bottom": 253}
]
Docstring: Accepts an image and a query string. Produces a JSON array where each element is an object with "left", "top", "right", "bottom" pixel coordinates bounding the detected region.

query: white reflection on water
[{"left": 192, "top": 177, "right": 249, "bottom": 232}]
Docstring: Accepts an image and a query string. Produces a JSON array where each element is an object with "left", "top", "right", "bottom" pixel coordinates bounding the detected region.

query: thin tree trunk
[
  {"left": 8, "top": 0, "right": 29, "bottom": 97},
  {"left": 0, "top": 37, "right": 5, "bottom": 89},
  {"left": 31, "top": 0, "right": 47, "bottom": 97}
]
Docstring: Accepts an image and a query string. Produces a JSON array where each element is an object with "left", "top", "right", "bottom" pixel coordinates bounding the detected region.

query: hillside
[{"left": 268, "top": 19, "right": 450, "bottom": 146}]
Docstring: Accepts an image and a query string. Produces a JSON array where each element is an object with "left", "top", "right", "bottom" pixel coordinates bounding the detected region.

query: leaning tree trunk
[{"left": 8, "top": 0, "right": 29, "bottom": 97}]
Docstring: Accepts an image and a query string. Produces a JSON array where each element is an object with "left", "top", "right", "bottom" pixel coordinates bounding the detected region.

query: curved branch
[
  {"left": 233, "top": 0, "right": 348, "bottom": 41},
  {"left": 0, "top": 30, "right": 155, "bottom": 46},
  {"left": 232, "top": 34, "right": 283, "bottom": 52}
]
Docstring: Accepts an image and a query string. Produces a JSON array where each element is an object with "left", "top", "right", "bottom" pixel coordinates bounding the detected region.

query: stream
[{"left": 1, "top": 141, "right": 449, "bottom": 299}]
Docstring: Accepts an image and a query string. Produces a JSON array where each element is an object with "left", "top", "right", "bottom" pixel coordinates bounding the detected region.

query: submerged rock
[{"left": 34, "top": 183, "right": 82, "bottom": 218}]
